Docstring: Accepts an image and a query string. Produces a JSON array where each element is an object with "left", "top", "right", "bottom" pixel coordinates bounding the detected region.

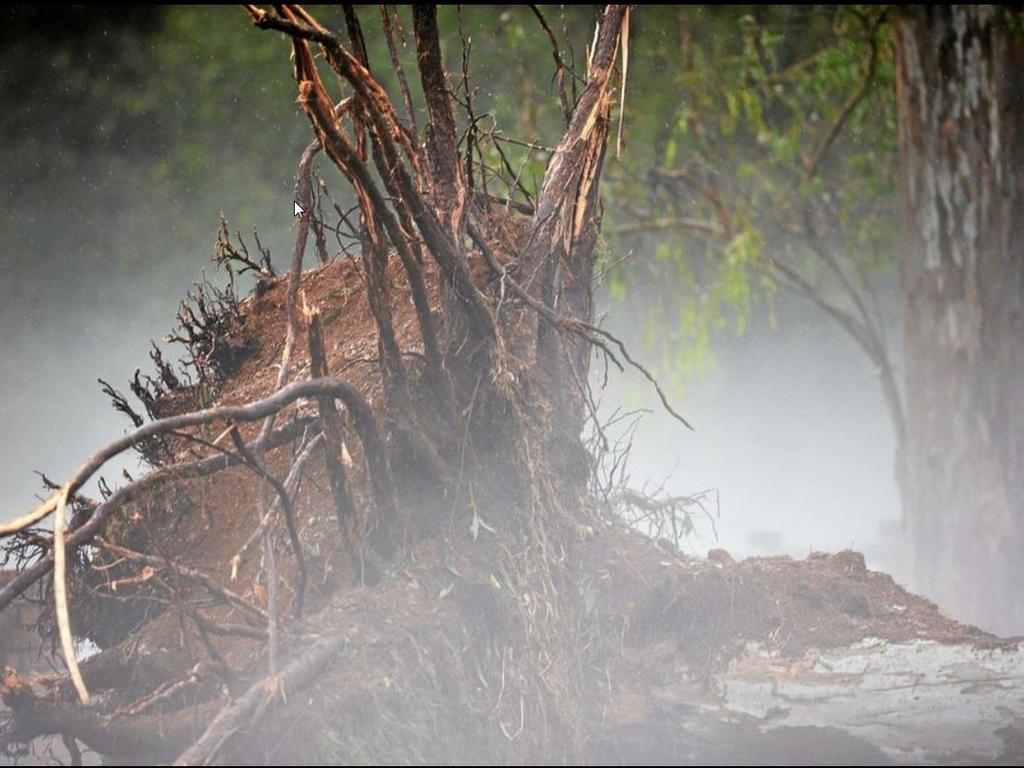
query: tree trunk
[{"left": 894, "top": 6, "right": 1024, "bottom": 634}]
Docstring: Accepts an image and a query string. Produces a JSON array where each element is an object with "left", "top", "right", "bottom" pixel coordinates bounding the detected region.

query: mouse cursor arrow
[{"left": 293, "top": 201, "right": 305, "bottom": 218}]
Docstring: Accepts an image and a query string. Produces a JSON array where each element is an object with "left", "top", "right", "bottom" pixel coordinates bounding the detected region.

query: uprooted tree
[
  {"left": 894, "top": 5, "right": 1024, "bottom": 636},
  {"left": 1, "top": 4, "right": 654, "bottom": 760},
  {"left": 3, "top": 6, "right": 1024, "bottom": 765}
]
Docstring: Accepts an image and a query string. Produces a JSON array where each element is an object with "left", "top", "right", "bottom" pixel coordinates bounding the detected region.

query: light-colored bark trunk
[
  {"left": 894, "top": 6, "right": 1024, "bottom": 634},
  {"left": 690, "top": 638, "right": 1024, "bottom": 763}
]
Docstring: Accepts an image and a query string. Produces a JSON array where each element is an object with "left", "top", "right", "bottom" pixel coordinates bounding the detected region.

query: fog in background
[
  {"left": 1, "top": 6, "right": 308, "bottom": 516},
  {"left": 0, "top": 218, "right": 296, "bottom": 517},
  {"left": 602, "top": 295, "right": 905, "bottom": 582}
]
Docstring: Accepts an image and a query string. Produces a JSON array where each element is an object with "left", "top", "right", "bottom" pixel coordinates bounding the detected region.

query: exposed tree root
[
  {"left": 0, "top": 416, "right": 312, "bottom": 613},
  {"left": 172, "top": 635, "right": 347, "bottom": 766},
  {"left": 0, "top": 5, "right": 740, "bottom": 764},
  {"left": 2, "top": 667, "right": 221, "bottom": 762}
]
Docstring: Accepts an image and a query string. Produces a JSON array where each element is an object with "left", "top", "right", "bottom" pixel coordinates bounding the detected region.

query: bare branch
[
  {"left": 227, "top": 427, "right": 308, "bottom": 619},
  {"left": 256, "top": 138, "right": 321, "bottom": 447},
  {"left": 53, "top": 484, "right": 89, "bottom": 703},
  {"left": 172, "top": 635, "right": 347, "bottom": 766},
  {"left": 529, "top": 5, "right": 574, "bottom": 123},
  {"left": 413, "top": 5, "right": 467, "bottom": 234},
  {"left": 804, "top": 12, "right": 884, "bottom": 179},
  {"left": 306, "top": 307, "right": 362, "bottom": 577},
  {"left": 380, "top": 5, "right": 419, "bottom": 138}
]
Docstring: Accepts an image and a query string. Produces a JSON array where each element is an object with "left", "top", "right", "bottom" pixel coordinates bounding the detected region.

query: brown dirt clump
[
  {"left": 17, "top": 253, "right": 1010, "bottom": 765},
  {"left": 82, "top": 254, "right": 1008, "bottom": 675},
  {"left": 77, "top": 255, "right": 449, "bottom": 645},
  {"left": 582, "top": 531, "right": 1010, "bottom": 672}
]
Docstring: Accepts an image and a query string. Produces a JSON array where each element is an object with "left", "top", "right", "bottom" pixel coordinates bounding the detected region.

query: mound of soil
[
  {"left": 4, "top": 255, "right": 1017, "bottom": 765},
  {"left": 101, "top": 255, "right": 1000, "bottom": 659}
]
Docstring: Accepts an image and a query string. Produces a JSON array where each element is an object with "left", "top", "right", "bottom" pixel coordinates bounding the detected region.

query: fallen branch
[
  {"left": 2, "top": 377, "right": 381, "bottom": 535},
  {"left": 0, "top": 495, "right": 59, "bottom": 538},
  {"left": 172, "top": 634, "right": 347, "bottom": 766},
  {"left": 52, "top": 484, "right": 89, "bottom": 702},
  {"left": 1, "top": 668, "right": 221, "bottom": 761}
]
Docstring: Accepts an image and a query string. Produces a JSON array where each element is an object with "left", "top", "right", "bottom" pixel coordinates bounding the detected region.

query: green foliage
[{"left": 604, "top": 6, "right": 900, "bottom": 388}]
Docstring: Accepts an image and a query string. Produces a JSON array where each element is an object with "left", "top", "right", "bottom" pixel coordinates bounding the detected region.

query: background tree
[
  {"left": 606, "top": 7, "right": 899, "bottom": 386},
  {"left": 894, "top": 6, "right": 1024, "bottom": 634},
  {"left": 613, "top": 5, "right": 1024, "bottom": 633}
]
